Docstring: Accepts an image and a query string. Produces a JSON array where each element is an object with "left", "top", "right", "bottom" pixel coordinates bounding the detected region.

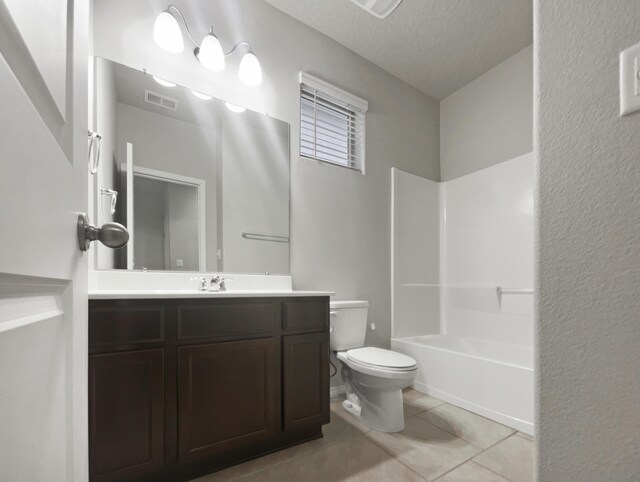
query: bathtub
[{"left": 391, "top": 335, "right": 534, "bottom": 435}]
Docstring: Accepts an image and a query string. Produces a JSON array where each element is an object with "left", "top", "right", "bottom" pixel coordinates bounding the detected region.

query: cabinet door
[
  {"left": 89, "top": 349, "right": 164, "bottom": 481},
  {"left": 178, "top": 338, "right": 278, "bottom": 463},
  {"left": 283, "top": 333, "right": 330, "bottom": 431}
]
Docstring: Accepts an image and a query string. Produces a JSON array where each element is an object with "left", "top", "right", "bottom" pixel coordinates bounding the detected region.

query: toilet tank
[{"left": 329, "top": 300, "right": 369, "bottom": 351}]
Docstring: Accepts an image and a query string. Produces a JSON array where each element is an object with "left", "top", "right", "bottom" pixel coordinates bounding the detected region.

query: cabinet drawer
[
  {"left": 178, "top": 301, "right": 278, "bottom": 341},
  {"left": 89, "top": 305, "right": 165, "bottom": 350},
  {"left": 282, "top": 299, "right": 329, "bottom": 333}
]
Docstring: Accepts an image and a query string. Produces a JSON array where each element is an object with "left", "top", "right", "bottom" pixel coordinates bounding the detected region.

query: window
[{"left": 299, "top": 72, "right": 368, "bottom": 173}]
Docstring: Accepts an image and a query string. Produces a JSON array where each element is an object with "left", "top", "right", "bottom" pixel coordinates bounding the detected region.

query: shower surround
[{"left": 391, "top": 152, "right": 534, "bottom": 434}]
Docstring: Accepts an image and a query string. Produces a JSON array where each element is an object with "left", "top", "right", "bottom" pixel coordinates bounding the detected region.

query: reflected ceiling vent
[
  {"left": 145, "top": 89, "right": 178, "bottom": 111},
  {"left": 350, "top": 0, "right": 403, "bottom": 19}
]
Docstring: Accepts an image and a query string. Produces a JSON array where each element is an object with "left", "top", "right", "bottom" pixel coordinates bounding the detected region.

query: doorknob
[{"left": 77, "top": 213, "right": 129, "bottom": 251}]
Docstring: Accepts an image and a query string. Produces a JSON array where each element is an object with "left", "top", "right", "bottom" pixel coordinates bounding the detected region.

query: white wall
[
  {"left": 536, "top": 1, "right": 640, "bottom": 479},
  {"left": 391, "top": 168, "right": 440, "bottom": 338},
  {"left": 442, "top": 153, "right": 534, "bottom": 347},
  {"left": 441, "top": 45, "right": 532, "bottom": 181},
  {"left": 93, "top": 0, "right": 440, "bottom": 354}
]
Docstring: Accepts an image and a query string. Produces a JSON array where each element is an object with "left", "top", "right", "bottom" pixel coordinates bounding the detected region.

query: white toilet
[{"left": 330, "top": 300, "right": 417, "bottom": 432}]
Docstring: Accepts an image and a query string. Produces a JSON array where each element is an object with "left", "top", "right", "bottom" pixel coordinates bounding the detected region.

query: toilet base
[
  {"left": 359, "top": 387, "right": 405, "bottom": 432},
  {"left": 340, "top": 365, "right": 411, "bottom": 432},
  {"left": 337, "top": 351, "right": 416, "bottom": 433}
]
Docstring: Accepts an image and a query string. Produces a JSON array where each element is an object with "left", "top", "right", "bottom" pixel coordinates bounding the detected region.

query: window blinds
[{"left": 299, "top": 72, "right": 368, "bottom": 172}]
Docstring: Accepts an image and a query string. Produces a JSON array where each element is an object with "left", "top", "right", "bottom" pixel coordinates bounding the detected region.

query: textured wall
[
  {"left": 92, "top": 0, "right": 440, "bottom": 363},
  {"left": 536, "top": 1, "right": 640, "bottom": 480},
  {"left": 441, "top": 45, "right": 532, "bottom": 180}
]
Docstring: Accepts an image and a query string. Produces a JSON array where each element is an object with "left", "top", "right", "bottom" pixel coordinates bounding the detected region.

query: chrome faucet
[
  {"left": 197, "top": 276, "right": 208, "bottom": 291},
  {"left": 210, "top": 275, "right": 232, "bottom": 291}
]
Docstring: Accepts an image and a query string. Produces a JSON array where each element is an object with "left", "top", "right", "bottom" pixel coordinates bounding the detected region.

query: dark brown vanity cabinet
[
  {"left": 89, "top": 296, "right": 329, "bottom": 482},
  {"left": 283, "top": 333, "right": 330, "bottom": 431},
  {"left": 177, "top": 338, "right": 279, "bottom": 463}
]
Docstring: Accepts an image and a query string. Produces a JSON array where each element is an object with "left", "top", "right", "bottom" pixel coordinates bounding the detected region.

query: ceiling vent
[
  {"left": 145, "top": 89, "right": 178, "bottom": 111},
  {"left": 350, "top": 0, "right": 403, "bottom": 19}
]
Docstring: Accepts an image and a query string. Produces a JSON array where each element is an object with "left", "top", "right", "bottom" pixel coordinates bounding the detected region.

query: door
[
  {"left": 178, "top": 338, "right": 279, "bottom": 463},
  {"left": 89, "top": 349, "right": 165, "bottom": 481},
  {"left": 0, "top": 2, "right": 89, "bottom": 481},
  {"left": 283, "top": 333, "right": 330, "bottom": 431}
]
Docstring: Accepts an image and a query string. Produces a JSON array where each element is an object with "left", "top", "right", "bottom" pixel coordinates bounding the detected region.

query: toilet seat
[{"left": 346, "top": 347, "right": 417, "bottom": 372}]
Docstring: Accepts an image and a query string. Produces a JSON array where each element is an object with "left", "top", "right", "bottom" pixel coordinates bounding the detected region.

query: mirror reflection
[{"left": 93, "top": 57, "right": 290, "bottom": 274}]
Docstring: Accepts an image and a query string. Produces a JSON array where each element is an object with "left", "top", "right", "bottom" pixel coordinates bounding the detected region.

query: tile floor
[{"left": 194, "top": 389, "right": 534, "bottom": 482}]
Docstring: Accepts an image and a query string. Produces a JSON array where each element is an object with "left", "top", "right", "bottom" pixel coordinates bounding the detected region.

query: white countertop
[{"left": 89, "top": 290, "right": 335, "bottom": 300}]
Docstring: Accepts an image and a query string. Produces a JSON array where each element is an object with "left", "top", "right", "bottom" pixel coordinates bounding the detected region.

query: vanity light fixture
[
  {"left": 153, "top": 76, "right": 176, "bottom": 87},
  {"left": 153, "top": 8, "right": 184, "bottom": 53},
  {"left": 192, "top": 90, "right": 213, "bottom": 100},
  {"left": 238, "top": 49, "right": 262, "bottom": 86},
  {"left": 153, "top": 5, "right": 263, "bottom": 86},
  {"left": 196, "top": 29, "right": 225, "bottom": 72},
  {"left": 225, "top": 102, "right": 246, "bottom": 113}
]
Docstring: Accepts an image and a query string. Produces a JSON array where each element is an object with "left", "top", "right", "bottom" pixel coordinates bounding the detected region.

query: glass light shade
[
  {"left": 153, "top": 10, "right": 184, "bottom": 54},
  {"left": 153, "top": 76, "right": 176, "bottom": 87},
  {"left": 192, "top": 90, "right": 213, "bottom": 100},
  {"left": 197, "top": 33, "right": 225, "bottom": 72},
  {"left": 225, "top": 102, "right": 246, "bottom": 113},
  {"left": 238, "top": 52, "right": 262, "bottom": 86}
]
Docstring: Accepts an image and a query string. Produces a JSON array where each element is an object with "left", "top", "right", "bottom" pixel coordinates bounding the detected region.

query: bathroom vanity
[
  {"left": 88, "top": 292, "right": 331, "bottom": 481},
  {"left": 86, "top": 45, "right": 328, "bottom": 481}
]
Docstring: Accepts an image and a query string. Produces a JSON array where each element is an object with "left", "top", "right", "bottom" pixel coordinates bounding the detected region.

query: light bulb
[
  {"left": 192, "top": 90, "right": 213, "bottom": 100},
  {"left": 153, "top": 76, "right": 176, "bottom": 87},
  {"left": 225, "top": 102, "right": 246, "bottom": 113},
  {"left": 153, "top": 10, "right": 184, "bottom": 54},
  {"left": 238, "top": 51, "right": 262, "bottom": 86},
  {"left": 197, "top": 31, "right": 225, "bottom": 72}
]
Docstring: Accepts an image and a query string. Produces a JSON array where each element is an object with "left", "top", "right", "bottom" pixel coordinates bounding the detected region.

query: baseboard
[
  {"left": 330, "top": 385, "right": 346, "bottom": 399},
  {"left": 411, "top": 380, "right": 534, "bottom": 436}
]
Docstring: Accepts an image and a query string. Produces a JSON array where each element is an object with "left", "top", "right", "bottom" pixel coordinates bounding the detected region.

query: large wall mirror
[{"left": 92, "top": 57, "right": 290, "bottom": 274}]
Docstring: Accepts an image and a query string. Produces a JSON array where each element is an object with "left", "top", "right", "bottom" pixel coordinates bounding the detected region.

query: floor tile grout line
[
  {"left": 470, "top": 460, "right": 515, "bottom": 482},
  {"left": 233, "top": 431, "right": 372, "bottom": 481},
  {"left": 223, "top": 398, "right": 527, "bottom": 482},
  {"left": 225, "top": 421, "right": 366, "bottom": 481},
  {"left": 388, "top": 454, "right": 430, "bottom": 482},
  {"left": 233, "top": 431, "right": 430, "bottom": 482},
  {"left": 402, "top": 395, "right": 517, "bottom": 481},
  {"left": 469, "top": 432, "right": 530, "bottom": 481},
  {"left": 418, "top": 400, "right": 517, "bottom": 431},
  {"left": 362, "top": 417, "right": 485, "bottom": 482},
  {"left": 430, "top": 432, "right": 522, "bottom": 482},
  {"left": 412, "top": 413, "right": 516, "bottom": 454}
]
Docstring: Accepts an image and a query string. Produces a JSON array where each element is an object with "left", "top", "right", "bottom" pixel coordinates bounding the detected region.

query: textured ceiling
[{"left": 262, "top": 0, "right": 532, "bottom": 100}]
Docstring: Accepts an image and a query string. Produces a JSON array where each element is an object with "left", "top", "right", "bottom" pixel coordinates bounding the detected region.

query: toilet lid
[{"left": 346, "top": 347, "right": 416, "bottom": 370}]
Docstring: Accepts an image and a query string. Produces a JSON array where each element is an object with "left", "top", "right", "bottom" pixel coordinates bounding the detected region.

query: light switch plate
[{"left": 620, "top": 42, "right": 640, "bottom": 116}]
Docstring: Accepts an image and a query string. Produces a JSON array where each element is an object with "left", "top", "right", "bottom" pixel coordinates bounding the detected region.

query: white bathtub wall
[
  {"left": 391, "top": 168, "right": 440, "bottom": 338},
  {"left": 442, "top": 152, "right": 534, "bottom": 346}
]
